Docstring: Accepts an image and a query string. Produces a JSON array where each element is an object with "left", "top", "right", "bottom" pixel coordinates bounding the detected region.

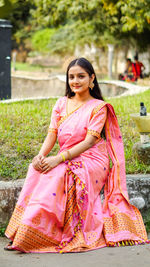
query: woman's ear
[{"left": 91, "top": 74, "right": 95, "bottom": 82}]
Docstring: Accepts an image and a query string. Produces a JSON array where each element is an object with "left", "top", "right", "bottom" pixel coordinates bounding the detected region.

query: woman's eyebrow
[{"left": 69, "top": 72, "right": 86, "bottom": 75}]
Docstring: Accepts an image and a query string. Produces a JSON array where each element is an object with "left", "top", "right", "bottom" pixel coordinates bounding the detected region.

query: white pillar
[{"left": 107, "top": 44, "right": 114, "bottom": 79}]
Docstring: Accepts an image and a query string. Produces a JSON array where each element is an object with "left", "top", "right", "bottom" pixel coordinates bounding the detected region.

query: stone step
[{"left": 0, "top": 174, "right": 150, "bottom": 227}]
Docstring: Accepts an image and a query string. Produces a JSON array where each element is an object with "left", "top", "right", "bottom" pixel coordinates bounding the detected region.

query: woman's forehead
[{"left": 68, "top": 65, "right": 87, "bottom": 74}]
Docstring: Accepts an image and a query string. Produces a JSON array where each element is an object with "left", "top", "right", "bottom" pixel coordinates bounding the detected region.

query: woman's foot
[{"left": 4, "top": 241, "right": 13, "bottom": 251}]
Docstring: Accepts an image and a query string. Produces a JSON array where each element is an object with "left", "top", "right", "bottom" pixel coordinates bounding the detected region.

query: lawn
[
  {"left": 12, "top": 62, "right": 45, "bottom": 72},
  {"left": 0, "top": 89, "right": 150, "bottom": 180},
  {"left": 11, "top": 62, "right": 61, "bottom": 73}
]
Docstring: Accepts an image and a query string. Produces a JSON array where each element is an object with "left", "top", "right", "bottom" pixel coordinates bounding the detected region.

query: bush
[{"left": 31, "top": 28, "right": 56, "bottom": 53}]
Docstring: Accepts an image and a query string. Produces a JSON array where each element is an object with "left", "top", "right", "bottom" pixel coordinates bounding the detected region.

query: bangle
[
  {"left": 60, "top": 153, "right": 66, "bottom": 162},
  {"left": 66, "top": 150, "right": 72, "bottom": 160}
]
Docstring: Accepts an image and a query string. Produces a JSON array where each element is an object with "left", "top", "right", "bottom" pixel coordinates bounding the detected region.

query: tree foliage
[
  {"left": 31, "top": 28, "right": 56, "bottom": 52},
  {"left": 0, "top": 0, "right": 35, "bottom": 46},
  {"left": 31, "top": 0, "right": 150, "bottom": 53},
  {"left": 105, "top": 0, "right": 150, "bottom": 33},
  {"left": 1, "top": 0, "right": 150, "bottom": 53}
]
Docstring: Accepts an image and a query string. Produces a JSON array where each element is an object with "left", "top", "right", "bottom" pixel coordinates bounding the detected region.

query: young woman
[{"left": 5, "top": 58, "right": 149, "bottom": 253}]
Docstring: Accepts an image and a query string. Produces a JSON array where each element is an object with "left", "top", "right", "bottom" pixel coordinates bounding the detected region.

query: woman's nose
[{"left": 73, "top": 76, "right": 79, "bottom": 83}]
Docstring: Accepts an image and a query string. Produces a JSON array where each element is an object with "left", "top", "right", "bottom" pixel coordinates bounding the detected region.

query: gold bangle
[
  {"left": 66, "top": 150, "right": 72, "bottom": 160},
  {"left": 60, "top": 153, "right": 66, "bottom": 162}
]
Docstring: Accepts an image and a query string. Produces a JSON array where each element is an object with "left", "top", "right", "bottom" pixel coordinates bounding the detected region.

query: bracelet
[{"left": 60, "top": 153, "right": 66, "bottom": 162}]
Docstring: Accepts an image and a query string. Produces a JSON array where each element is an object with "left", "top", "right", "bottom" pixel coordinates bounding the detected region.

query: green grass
[
  {"left": 11, "top": 62, "right": 61, "bottom": 72},
  {"left": 107, "top": 89, "right": 150, "bottom": 174},
  {"left": 143, "top": 209, "right": 150, "bottom": 233},
  {"left": 0, "top": 222, "right": 8, "bottom": 237},
  {"left": 0, "top": 90, "right": 150, "bottom": 180},
  {"left": 0, "top": 99, "right": 59, "bottom": 179},
  {"left": 0, "top": 227, "right": 6, "bottom": 237},
  {"left": 11, "top": 62, "right": 45, "bottom": 72}
]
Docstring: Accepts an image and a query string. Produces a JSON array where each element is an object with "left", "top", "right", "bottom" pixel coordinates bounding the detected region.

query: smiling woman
[
  {"left": 68, "top": 66, "right": 94, "bottom": 94},
  {"left": 4, "top": 58, "right": 149, "bottom": 253},
  {"left": 66, "top": 65, "right": 95, "bottom": 113}
]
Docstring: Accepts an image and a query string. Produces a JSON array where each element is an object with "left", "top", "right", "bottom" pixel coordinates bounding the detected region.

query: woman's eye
[{"left": 69, "top": 75, "right": 85, "bottom": 79}]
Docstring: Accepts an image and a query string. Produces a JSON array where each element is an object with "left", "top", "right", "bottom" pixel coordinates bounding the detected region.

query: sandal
[{"left": 4, "top": 241, "right": 14, "bottom": 251}]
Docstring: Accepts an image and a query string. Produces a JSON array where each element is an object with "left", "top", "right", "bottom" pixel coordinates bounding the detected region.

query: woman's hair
[{"left": 65, "top": 57, "right": 104, "bottom": 100}]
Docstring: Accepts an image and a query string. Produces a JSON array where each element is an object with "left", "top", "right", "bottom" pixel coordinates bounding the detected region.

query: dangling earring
[{"left": 89, "top": 82, "right": 94, "bottom": 90}]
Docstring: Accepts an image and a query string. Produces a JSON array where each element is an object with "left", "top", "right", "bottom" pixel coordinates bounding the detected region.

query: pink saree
[{"left": 5, "top": 96, "right": 149, "bottom": 253}]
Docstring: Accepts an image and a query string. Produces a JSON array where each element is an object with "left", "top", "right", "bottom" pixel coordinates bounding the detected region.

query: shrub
[{"left": 31, "top": 28, "right": 56, "bottom": 53}]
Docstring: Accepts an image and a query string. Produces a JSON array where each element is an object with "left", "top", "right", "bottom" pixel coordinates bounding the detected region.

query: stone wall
[
  {"left": 127, "top": 174, "right": 150, "bottom": 210},
  {"left": 11, "top": 75, "right": 66, "bottom": 99},
  {"left": 0, "top": 174, "right": 150, "bottom": 228},
  {"left": 11, "top": 75, "right": 127, "bottom": 99},
  {"left": 11, "top": 73, "right": 149, "bottom": 100},
  {"left": 0, "top": 180, "right": 23, "bottom": 227}
]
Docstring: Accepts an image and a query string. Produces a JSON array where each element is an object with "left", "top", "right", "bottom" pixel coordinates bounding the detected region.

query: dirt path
[{"left": 1, "top": 237, "right": 150, "bottom": 267}]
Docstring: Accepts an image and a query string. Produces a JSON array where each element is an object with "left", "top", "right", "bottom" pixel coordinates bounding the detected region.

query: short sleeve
[
  {"left": 48, "top": 98, "right": 61, "bottom": 134},
  {"left": 87, "top": 105, "right": 107, "bottom": 138}
]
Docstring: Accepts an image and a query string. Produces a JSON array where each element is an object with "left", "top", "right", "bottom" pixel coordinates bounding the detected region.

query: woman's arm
[
  {"left": 42, "top": 105, "right": 107, "bottom": 173},
  {"left": 32, "top": 131, "right": 57, "bottom": 171},
  {"left": 41, "top": 134, "right": 97, "bottom": 173},
  {"left": 60, "top": 105, "right": 107, "bottom": 162},
  {"left": 59, "top": 134, "right": 97, "bottom": 161},
  {"left": 38, "top": 131, "right": 57, "bottom": 157}
]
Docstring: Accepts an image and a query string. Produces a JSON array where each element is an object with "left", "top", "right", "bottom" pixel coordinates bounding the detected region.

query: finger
[
  {"left": 33, "top": 165, "right": 41, "bottom": 171},
  {"left": 38, "top": 157, "right": 44, "bottom": 165},
  {"left": 38, "top": 162, "right": 43, "bottom": 168},
  {"left": 34, "top": 163, "right": 43, "bottom": 171},
  {"left": 42, "top": 165, "right": 49, "bottom": 172},
  {"left": 41, "top": 162, "right": 47, "bottom": 169},
  {"left": 37, "top": 158, "right": 44, "bottom": 166},
  {"left": 43, "top": 168, "right": 51, "bottom": 174},
  {"left": 35, "top": 162, "right": 42, "bottom": 169},
  {"left": 40, "top": 155, "right": 45, "bottom": 161},
  {"left": 41, "top": 158, "right": 47, "bottom": 164},
  {"left": 42, "top": 167, "right": 49, "bottom": 173}
]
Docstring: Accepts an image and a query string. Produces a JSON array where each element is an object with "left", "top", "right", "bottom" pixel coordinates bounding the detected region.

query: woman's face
[{"left": 68, "top": 65, "right": 94, "bottom": 95}]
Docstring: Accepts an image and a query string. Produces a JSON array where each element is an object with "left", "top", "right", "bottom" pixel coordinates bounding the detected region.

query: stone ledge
[
  {"left": 0, "top": 174, "right": 150, "bottom": 227},
  {"left": 126, "top": 174, "right": 150, "bottom": 210}
]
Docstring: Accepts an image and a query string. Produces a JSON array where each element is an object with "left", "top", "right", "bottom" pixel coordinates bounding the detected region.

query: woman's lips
[{"left": 73, "top": 85, "right": 81, "bottom": 88}]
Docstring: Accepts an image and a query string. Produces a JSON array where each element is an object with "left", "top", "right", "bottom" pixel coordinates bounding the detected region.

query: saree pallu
[{"left": 5, "top": 97, "right": 149, "bottom": 253}]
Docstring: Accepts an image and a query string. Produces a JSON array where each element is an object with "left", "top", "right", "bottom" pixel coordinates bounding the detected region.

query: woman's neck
[{"left": 72, "top": 92, "right": 94, "bottom": 103}]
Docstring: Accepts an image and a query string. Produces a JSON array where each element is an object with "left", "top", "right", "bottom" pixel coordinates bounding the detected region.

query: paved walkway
[
  {"left": 1, "top": 236, "right": 150, "bottom": 267},
  {"left": 99, "top": 80, "right": 150, "bottom": 97}
]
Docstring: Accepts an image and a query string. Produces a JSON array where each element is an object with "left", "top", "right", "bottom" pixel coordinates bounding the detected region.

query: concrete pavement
[{"left": 1, "top": 236, "right": 150, "bottom": 267}]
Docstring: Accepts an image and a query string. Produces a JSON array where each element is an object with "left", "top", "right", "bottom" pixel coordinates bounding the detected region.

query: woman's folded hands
[{"left": 32, "top": 154, "right": 62, "bottom": 173}]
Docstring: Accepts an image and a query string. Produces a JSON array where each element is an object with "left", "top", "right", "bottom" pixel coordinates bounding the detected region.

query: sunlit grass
[
  {"left": 11, "top": 62, "right": 61, "bottom": 72},
  {"left": 0, "top": 89, "right": 150, "bottom": 179},
  {"left": 11, "top": 62, "right": 44, "bottom": 72},
  {"left": 107, "top": 89, "right": 150, "bottom": 174},
  {"left": 0, "top": 99, "right": 59, "bottom": 179}
]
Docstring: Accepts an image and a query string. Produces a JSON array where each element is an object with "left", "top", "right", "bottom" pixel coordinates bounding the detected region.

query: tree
[
  {"left": 102, "top": 0, "right": 150, "bottom": 33},
  {"left": 32, "top": 0, "right": 110, "bottom": 54},
  {"left": 102, "top": 0, "right": 150, "bottom": 50},
  {"left": 1, "top": 0, "right": 150, "bottom": 54},
  {"left": 0, "top": 0, "right": 35, "bottom": 47},
  {"left": 0, "top": 0, "right": 14, "bottom": 18},
  {"left": 31, "top": 0, "right": 150, "bottom": 53},
  {"left": 31, "top": 28, "right": 56, "bottom": 53}
]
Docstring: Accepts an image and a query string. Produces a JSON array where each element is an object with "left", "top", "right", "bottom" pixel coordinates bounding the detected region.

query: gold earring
[{"left": 89, "top": 82, "right": 94, "bottom": 90}]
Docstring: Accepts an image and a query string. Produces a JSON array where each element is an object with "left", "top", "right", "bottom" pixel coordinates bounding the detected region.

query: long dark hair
[{"left": 65, "top": 57, "right": 104, "bottom": 100}]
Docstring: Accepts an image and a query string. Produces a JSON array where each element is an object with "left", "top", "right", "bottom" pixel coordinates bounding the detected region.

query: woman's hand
[
  {"left": 32, "top": 154, "right": 45, "bottom": 172},
  {"left": 41, "top": 155, "right": 62, "bottom": 174}
]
